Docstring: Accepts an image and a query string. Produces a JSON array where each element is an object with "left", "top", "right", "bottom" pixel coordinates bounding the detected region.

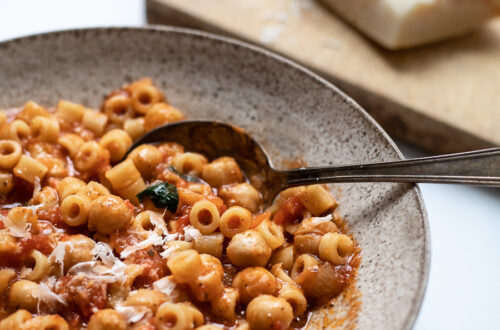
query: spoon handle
[{"left": 281, "top": 147, "right": 500, "bottom": 187}]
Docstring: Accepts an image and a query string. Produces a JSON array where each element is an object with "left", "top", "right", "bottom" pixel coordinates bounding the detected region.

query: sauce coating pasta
[{"left": 0, "top": 79, "right": 359, "bottom": 330}]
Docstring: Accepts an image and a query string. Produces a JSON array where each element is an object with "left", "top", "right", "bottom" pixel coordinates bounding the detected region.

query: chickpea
[
  {"left": 246, "top": 295, "right": 293, "bottom": 330},
  {"left": 8, "top": 280, "right": 39, "bottom": 312},
  {"left": 60, "top": 235, "right": 96, "bottom": 272},
  {"left": 218, "top": 183, "right": 262, "bottom": 213},
  {"left": 88, "top": 309, "right": 126, "bottom": 330},
  {"left": 0, "top": 269, "right": 16, "bottom": 295},
  {"left": 0, "top": 309, "right": 32, "bottom": 329},
  {"left": 227, "top": 230, "right": 271, "bottom": 268},
  {"left": 20, "top": 315, "right": 69, "bottom": 330},
  {"left": 201, "top": 157, "right": 243, "bottom": 187},
  {"left": 88, "top": 195, "right": 133, "bottom": 233},
  {"left": 127, "top": 144, "right": 162, "bottom": 177},
  {"left": 232, "top": 267, "right": 278, "bottom": 304}
]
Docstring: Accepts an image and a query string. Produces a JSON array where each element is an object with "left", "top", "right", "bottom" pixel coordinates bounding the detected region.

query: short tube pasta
[
  {"left": 58, "top": 134, "right": 85, "bottom": 159},
  {"left": 22, "top": 250, "right": 49, "bottom": 282},
  {"left": 57, "top": 100, "right": 85, "bottom": 122},
  {"left": 30, "top": 116, "right": 60, "bottom": 142},
  {"left": 256, "top": 219, "right": 285, "bottom": 250},
  {"left": 300, "top": 184, "right": 338, "bottom": 216},
  {"left": 123, "top": 117, "right": 146, "bottom": 140},
  {"left": 171, "top": 152, "right": 207, "bottom": 176},
  {"left": 82, "top": 109, "right": 108, "bottom": 135},
  {"left": 189, "top": 200, "right": 220, "bottom": 234},
  {"left": 18, "top": 101, "right": 50, "bottom": 123},
  {"left": 269, "top": 244, "right": 295, "bottom": 271},
  {"left": 74, "top": 141, "right": 103, "bottom": 172},
  {"left": 7, "top": 120, "right": 31, "bottom": 142},
  {"left": 220, "top": 206, "right": 252, "bottom": 238},
  {"left": 193, "top": 233, "right": 224, "bottom": 258},
  {"left": 61, "top": 194, "right": 91, "bottom": 226},
  {"left": 0, "top": 79, "right": 359, "bottom": 327},
  {"left": 318, "top": 232, "right": 354, "bottom": 265},
  {"left": 0, "top": 140, "right": 22, "bottom": 170},
  {"left": 57, "top": 177, "right": 87, "bottom": 200},
  {"left": 130, "top": 82, "right": 163, "bottom": 115},
  {"left": 105, "top": 159, "right": 141, "bottom": 191},
  {"left": 99, "top": 129, "right": 132, "bottom": 163},
  {"left": 13, "top": 155, "right": 48, "bottom": 184},
  {"left": 104, "top": 94, "right": 134, "bottom": 124}
]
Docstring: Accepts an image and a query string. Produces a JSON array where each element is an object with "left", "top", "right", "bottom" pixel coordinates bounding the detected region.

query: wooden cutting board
[{"left": 147, "top": 0, "right": 500, "bottom": 154}]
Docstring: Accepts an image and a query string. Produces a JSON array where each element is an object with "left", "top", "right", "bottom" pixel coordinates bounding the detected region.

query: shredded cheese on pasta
[
  {"left": 0, "top": 214, "right": 31, "bottom": 238},
  {"left": 114, "top": 304, "right": 151, "bottom": 324},
  {"left": 183, "top": 225, "right": 202, "bottom": 242},
  {"left": 37, "top": 279, "right": 67, "bottom": 313},
  {"left": 120, "top": 232, "right": 164, "bottom": 258},
  {"left": 310, "top": 214, "right": 333, "bottom": 226},
  {"left": 153, "top": 276, "right": 178, "bottom": 298}
]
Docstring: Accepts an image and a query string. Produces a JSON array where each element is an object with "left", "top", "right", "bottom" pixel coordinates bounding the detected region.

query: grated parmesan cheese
[
  {"left": 153, "top": 276, "right": 178, "bottom": 299},
  {"left": 149, "top": 212, "right": 169, "bottom": 236},
  {"left": 68, "top": 242, "right": 127, "bottom": 283},
  {"left": 159, "top": 246, "right": 176, "bottom": 259},
  {"left": 92, "top": 242, "right": 117, "bottom": 266},
  {"left": 115, "top": 304, "right": 151, "bottom": 324},
  {"left": 183, "top": 225, "right": 202, "bottom": 242},
  {"left": 48, "top": 241, "right": 75, "bottom": 275},
  {"left": 310, "top": 214, "right": 333, "bottom": 226},
  {"left": 0, "top": 214, "right": 31, "bottom": 238},
  {"left": 120, "top": 232, "right": 164, "bottom": 259},
  {"left": 37, "top": 281, "right": 67, "bottom": 313},
  {"left": 68, "top": 261, "right": 126, "bottom": 283}
]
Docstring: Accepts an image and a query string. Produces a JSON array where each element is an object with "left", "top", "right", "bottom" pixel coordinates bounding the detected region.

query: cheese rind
[{"left": 321, "top": 0, "right": 500, "bottom": 49}]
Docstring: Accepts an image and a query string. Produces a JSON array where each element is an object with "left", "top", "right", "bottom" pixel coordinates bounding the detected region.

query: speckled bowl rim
[{"left": 0, "top": 26, "right": 430, "bottom": 329}]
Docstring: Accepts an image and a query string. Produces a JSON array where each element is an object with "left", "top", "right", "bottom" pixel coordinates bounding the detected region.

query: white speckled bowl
[{"left": 0, "top": 27, "right": 429, "bottom": 329}]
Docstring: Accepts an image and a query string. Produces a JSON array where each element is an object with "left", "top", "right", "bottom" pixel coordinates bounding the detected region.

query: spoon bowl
[{"left": 127, "top": 119, "right": 500, "bottom": 207}]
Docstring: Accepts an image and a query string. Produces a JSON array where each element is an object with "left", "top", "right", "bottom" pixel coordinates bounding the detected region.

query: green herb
[
  {"left": 147, "top": 249, "right": 155, "bottom": 257},
  {"left": 137, "top": 182, "right": 179, "bottom": 213},
  {"left": 168, "top": 166, "right": 200, "bottom": 183}
]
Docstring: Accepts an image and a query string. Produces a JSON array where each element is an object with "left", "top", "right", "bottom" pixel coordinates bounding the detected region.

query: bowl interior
[{"left": 0, "top": 27, "right": 429, "bottom": 330}]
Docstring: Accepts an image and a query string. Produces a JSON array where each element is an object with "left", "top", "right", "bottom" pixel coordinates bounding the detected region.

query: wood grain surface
[{"left": 147, "top": 0, "right": 500, "bottom": 154}]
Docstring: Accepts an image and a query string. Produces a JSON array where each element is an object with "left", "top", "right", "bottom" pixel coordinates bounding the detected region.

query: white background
[{"left": 0, "top": 1, "right": 499, "bottom": 329}]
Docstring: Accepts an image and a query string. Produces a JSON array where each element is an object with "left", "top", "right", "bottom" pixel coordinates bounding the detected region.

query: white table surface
[{"left": 1, "top": 1, "right": 498, "bottom": 329}]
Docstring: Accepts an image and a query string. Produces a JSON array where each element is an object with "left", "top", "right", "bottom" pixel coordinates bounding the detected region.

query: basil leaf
[
  {"left": 168, "top": 166, "right": 200, "bottom": 183},
  {"left": 137, "top": 182, "right": 179, "bottom": 213}
]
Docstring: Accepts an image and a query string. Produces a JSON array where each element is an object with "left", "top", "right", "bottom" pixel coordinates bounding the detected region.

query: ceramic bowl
[{"left": 0, "top": 27, "right": 429, "bottom": 329}]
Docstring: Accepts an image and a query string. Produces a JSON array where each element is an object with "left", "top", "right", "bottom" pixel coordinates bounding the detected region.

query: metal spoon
[{"left": 125, "top": 120, "right": 500, "bottom": 206}]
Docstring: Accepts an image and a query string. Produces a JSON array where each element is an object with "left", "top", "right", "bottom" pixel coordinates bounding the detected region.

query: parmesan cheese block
[{"left": 320, "top": 0, "right": 500, "bottom": 49}]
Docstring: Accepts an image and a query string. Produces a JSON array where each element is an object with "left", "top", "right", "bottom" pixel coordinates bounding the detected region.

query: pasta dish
[{"left": 0, "top": 79, "right": 359, "bottom": 329}]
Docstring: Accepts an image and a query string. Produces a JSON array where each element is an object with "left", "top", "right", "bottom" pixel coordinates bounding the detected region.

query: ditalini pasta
[{"left": 0, "top": 79, "right": 359, "bottom": 329}]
